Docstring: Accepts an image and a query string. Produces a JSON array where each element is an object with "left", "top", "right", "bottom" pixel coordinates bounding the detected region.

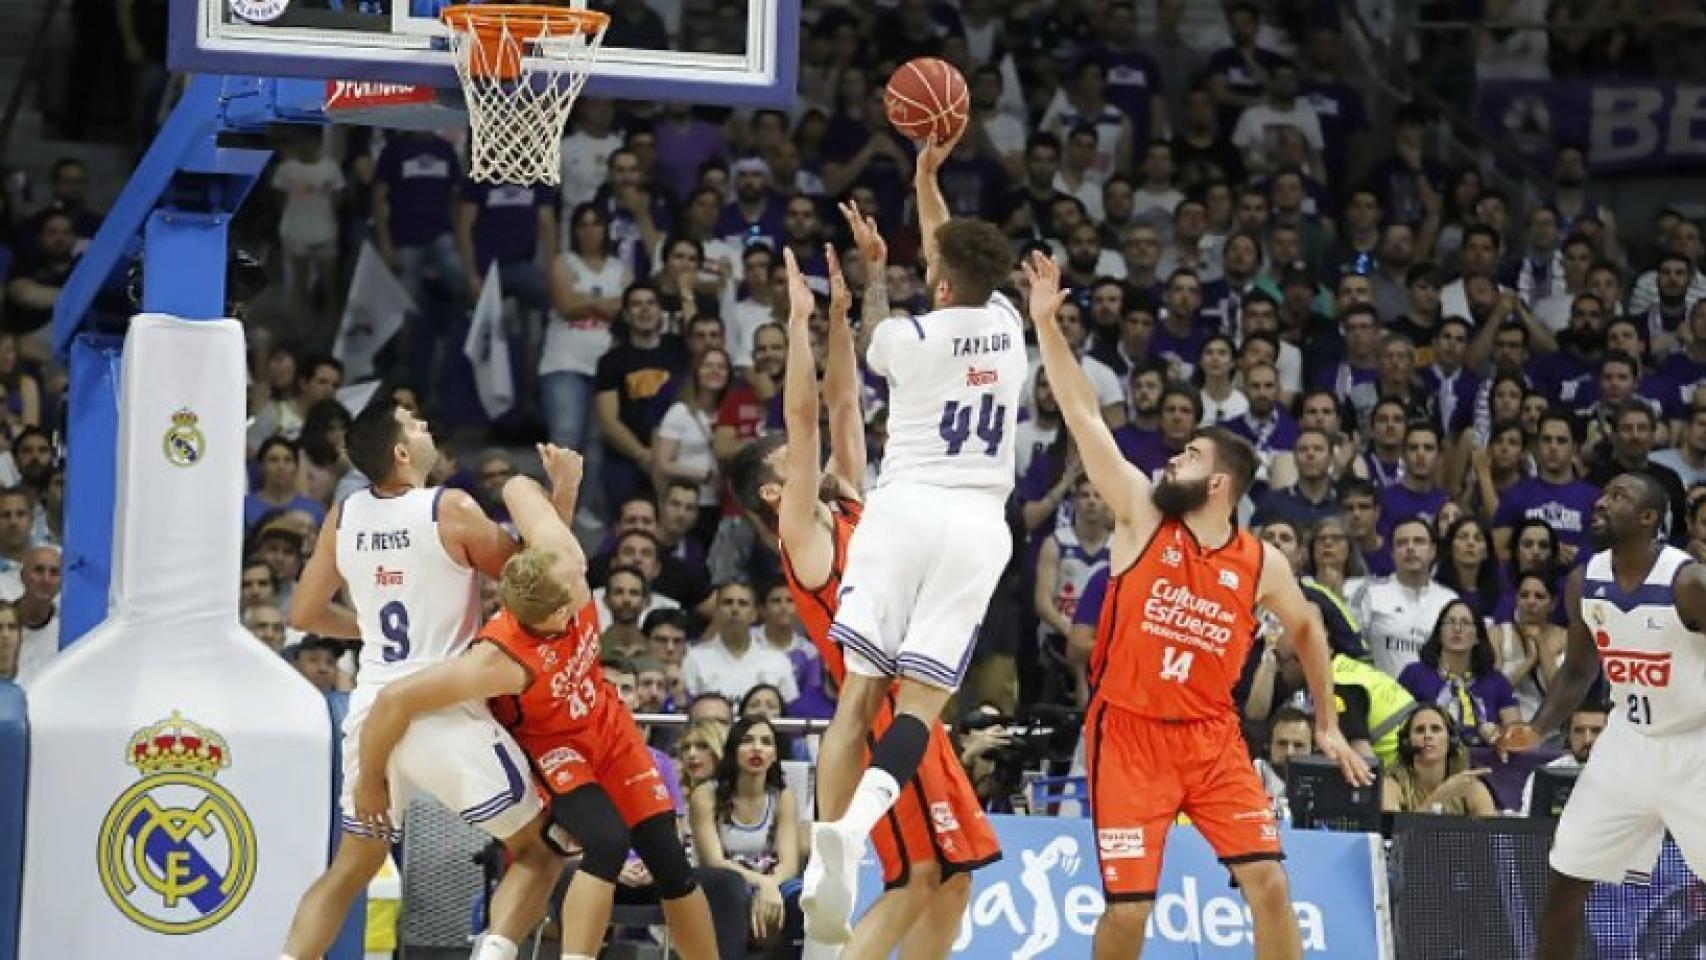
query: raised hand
[
  {"left": 1021, "top": 250, "right": 1070, "bottom": 331},
  {"left": 837, "top": 200, "right": 887, "bottom": 268},
  {"left": 915, "top": 123, "right": 966, "bottom": 178},
  {"left": 783, "top": 247, "right": 816, "bottom": 322},
  {"left": 536, "top": 442, "right": 584, "bottom": 498},
  {"left": 825, "top": 244, "right": 851, "bottom": 322}
]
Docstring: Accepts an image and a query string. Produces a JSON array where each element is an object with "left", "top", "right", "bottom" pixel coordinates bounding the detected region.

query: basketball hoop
[{"left": 440, "top": 3, "right": 609, "bottom": 185}]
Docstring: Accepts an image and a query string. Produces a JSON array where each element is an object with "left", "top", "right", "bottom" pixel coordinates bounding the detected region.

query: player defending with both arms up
[{"left": 1027, "top": 250, "right": 1371, "bottom": 960}]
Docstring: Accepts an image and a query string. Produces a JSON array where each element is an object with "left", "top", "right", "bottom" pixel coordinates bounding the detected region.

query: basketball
[{"left": 884, "top": 57, "right": 969, "bottom": 145}]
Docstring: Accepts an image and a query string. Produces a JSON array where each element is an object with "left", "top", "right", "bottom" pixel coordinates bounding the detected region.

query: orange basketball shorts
[
  {"left": 863, "top": 703, "right": 1002, "bottom": 888},
  {"left": 518, "top": 699, "right": 675, "bottom": 828},
  {"left": 1084, "top": 700, "right": 1282, "bottom": 900}
]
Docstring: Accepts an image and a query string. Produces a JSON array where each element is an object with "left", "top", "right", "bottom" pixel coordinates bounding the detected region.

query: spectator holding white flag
[{"left": 464, "top": 261, "right": 513, "bottom": 420}]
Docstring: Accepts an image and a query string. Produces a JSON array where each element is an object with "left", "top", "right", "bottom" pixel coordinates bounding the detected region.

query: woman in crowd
[
  {"left": 1194, "top": 334, "right": 1248, "bottom": 425},
  {"left": 1398, "top": 601, "right": 1521, "bottom": 747},
  {"left": 543, "top": 202, "right": 630, "bottom": 454},
  {"left": 1461, "top": 419, "right": 1529, "bottom": 523},
  {"left": 1381, "top": 703, "right": 1498, "bottom": 816},
  {"left": 675, "top": 718, "right": 729, "bottom": 805},
  {"left": 688, "top": 715, "right": 801, "bottom": 957},
  {"left": 653, "top": 346, "right": 732, "bottom": 546},
  {"left": 245, "top": 436, "right": 324, "bottom": 534},
  {"left": 737, "top": 682, "right": 808, "bottom": 760},
  {"left": 1495, "top": 518, "right": 1566, "bottom": 624},
  {"left": 1304, "top": 513, "right": 1367, "bottom": 604},
  {"left": 296, "top": 399, "right": 352, "bottom": 506},
  {"left": 1434, "top": 517, "right": 1505, "bottom": 621},
  {"left": 1478, "top": 374, "right": 1527, "bottom": 449},
  {"left": 654, "top": 235, "right": 722, "bottom": 333},
  {"left": 1496, "top": 573, "right": 1569, "bottom": 720}
]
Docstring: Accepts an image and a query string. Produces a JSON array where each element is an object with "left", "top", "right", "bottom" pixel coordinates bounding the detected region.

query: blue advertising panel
[{"left": 853, "top": 816, "right": 1390, "bottom": 958}]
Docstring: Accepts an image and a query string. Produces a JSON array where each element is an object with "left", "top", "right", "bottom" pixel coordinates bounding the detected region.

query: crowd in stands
[{"left": 3, "top": 0, "right": 1705, "bottom": 870}]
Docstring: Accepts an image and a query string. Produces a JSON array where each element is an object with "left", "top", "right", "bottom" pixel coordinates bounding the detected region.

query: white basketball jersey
[
  {"left": 1041, "top": 527, "right": 1109, "bottom": 641},
  {"left": 867, "top": 292, "right": 1027, "bottom": 495},
  {"left": 1581, "top": 546, "right": 1706, "bottom": 736},
  {"left": 336, "top": 487, "right": 483, "bottom": 690}
]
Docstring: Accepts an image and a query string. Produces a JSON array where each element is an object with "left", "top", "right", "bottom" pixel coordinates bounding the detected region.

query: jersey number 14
[
  {"left": 940, "top": 392, "right": 1006, "bottom": 457},
  {"left": 1160, "top": 647, "right": 1194, "bottom": 683}
]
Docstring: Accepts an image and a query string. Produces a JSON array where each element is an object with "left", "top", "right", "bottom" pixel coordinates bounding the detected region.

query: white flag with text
[{"left": 332, "top": 242, "right": 414, "bottom": 382}]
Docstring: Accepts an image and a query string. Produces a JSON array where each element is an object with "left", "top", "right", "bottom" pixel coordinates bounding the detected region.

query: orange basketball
[{"left": 884, "top": 57, "right": 969, "bottom": 145}]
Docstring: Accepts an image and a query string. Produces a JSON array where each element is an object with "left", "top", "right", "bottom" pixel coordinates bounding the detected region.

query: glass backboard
[{"left": 170, "top": 0, "right": 797, "bottom": 107}]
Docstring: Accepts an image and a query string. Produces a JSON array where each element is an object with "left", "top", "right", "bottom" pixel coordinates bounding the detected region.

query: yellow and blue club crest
[
  {"left": 97, "top": 712, "right": 256, "bottom": 934},
  {"left": 161, "top": 408, "right": 207, "bottom": 468}
]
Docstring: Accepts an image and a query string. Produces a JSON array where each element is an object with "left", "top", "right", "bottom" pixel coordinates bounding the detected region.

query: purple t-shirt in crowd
[
  {"left": 1647, "top": 353, "right": 1706, "bottom": 420},
  {"left": 462, "top": 181, "right": 552, "bottom": 268},
  {"left": 1225, "top": 408, "right": 1300, "bottom": 457},
  {"left": 1362, "top": 452, "right": 1404, "bottom": 490},
  {"left": 1527, "top": 350, "right": 1593, "bottom": 405},
  {"left": 1379, "top": 484, "right": 1449, "bottom": 534},
  {"left": 374, "top": 135, "right": 460, "bottom": 246},
  {"left": 1113, "top": 424, "right": 1171, "bottom": 476},
  {"left": 1395, "top": 664, "right": 1518, "bottom": 746},
  {"left": 714, "top": 193, "right": 788, "bottom": 252},
  {"left": 654, "top": 118, "right": 727, "bottom": 204},
  {"left": 1360, "top": 539, "right": 1395, "bottom": 577},
  {"left": 1150, "top": 324, "right": 1209, "bottom": 379},
  {"left": 1492, "top": 476, "right": 1601, "bottom": 550}
]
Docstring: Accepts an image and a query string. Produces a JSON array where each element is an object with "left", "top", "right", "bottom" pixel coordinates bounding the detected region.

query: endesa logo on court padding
[
  {"left": 852, "top": 815, "right": 1391, "bottom": 958},
  {"left": 97, "top": 712, "right": 257, "bottom": 935}
]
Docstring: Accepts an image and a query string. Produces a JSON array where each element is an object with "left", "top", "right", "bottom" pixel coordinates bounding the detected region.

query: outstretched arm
[
  {"left": 914, "top": 126, "right": 964, "bottom": 268},
  {"left": 1258, "top": 544, "right": 1373, "bottom": 787},
  {"left": 1025, "top": 251, "right": 1152, "bottom": 527},
  {"left": 822, "top": 244, "right": 866, "bottom": 491},
  {"left": 500, "top": 455, "right": 591, "bottom": 610},
  {"left": 840, "top": 201, "right": 892, "bottom": 339},
  {"left": 777, "top": 248, "right": 834, "bottom": 589},
  {"left": 352, "top": 643, "right": 529, "bottom": 835}
]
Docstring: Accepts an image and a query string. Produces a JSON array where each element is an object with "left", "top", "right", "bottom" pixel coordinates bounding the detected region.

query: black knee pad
[
  {"left": 630, "top": 813, "right": 698, "bottom": 900},
  {"left": 551, "top": 787, "right": 630, "bottom": 884}
]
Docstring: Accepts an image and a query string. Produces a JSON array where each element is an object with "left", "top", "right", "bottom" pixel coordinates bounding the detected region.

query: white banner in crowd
[
  {"left": 465, "top": 260, "right": 513, "bottom": 418},
  {"left": 333, "top": 242, "right": 415, "bottom": 382},
  {"left": 19, "top": 315, "right": 333, "bottom": 958}
]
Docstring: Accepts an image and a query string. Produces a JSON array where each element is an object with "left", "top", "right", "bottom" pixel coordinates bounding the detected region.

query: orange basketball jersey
[
  {"left": 780, "top": 496, "right": 863, "bottom": 682},
  {"left": 1091, "top": 518, "right": 1264, "bottom": 720},
  {"left": 481, "top": 601, "right": 611, "bottom": 739}
]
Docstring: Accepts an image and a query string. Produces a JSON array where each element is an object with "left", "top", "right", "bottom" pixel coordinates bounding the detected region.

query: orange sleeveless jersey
[
  {"left": 1091, "top": 518, "right": 1265, "bottom": 720},
  {"left": 780, "top": 496, "right": 862, "bottom": 683},
  {"left": 481, "top": 601, "right": 611, "bottom": 739}
]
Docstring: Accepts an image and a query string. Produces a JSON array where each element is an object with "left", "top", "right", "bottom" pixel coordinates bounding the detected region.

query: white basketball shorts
[
  {"left": 828, "top": 482, "right": 1011, "bottom": 691},
  {"left": 1548, "top": 717, "right": 1706, "bottom": 883},
  {"left": 339, "top": 692, "right": 543, "bottom": 842}
]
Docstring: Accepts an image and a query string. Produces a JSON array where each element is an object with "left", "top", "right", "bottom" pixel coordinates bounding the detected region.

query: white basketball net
[{"left": 443, "top": 10, "right": 607, "bottom": 185}]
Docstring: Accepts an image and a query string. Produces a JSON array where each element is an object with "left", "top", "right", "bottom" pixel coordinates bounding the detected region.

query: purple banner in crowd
[{"left": 1477, "top": 81, "right": 1706, "bottom": 174}]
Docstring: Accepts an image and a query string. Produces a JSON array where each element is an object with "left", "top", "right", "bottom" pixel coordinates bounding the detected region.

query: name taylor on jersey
[{"left": 952, "top": 332, "right": 1013, "bottom": 357}]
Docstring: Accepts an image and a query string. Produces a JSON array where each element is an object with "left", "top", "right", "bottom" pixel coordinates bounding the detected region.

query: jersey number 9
[
  {"left": 379, "top": 600, "right": 412, "bottom": 663},
  {"left": 940, "top": 392, "right": 1006, "bottom": 457}
]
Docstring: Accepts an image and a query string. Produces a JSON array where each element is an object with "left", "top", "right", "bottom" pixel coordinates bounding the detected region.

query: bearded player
[
  {"left": 351, "top": 446, "right": 718, "bottom": 960},
  {"left": 730, "top": 243, "right": 1001, "bottom": 958},
  {"left": 1028, "top": 251, "right": 1370, "bottom": 960},
  {"left": 1500, "top": 473, "right": 1706, "bottom": 959}
]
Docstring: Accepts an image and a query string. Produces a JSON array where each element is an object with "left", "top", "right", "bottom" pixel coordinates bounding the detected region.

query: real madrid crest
[
  {"left": 97, "top": 712, "right": 256, "bottom": 934},
  {"left": 162, "top": 408, "right": 206, "bottom": 468}
]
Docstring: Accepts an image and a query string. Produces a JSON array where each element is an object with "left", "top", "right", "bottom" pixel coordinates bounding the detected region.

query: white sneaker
[{"left": 802, "top": 822, "right": 857, "bottom": 944}]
